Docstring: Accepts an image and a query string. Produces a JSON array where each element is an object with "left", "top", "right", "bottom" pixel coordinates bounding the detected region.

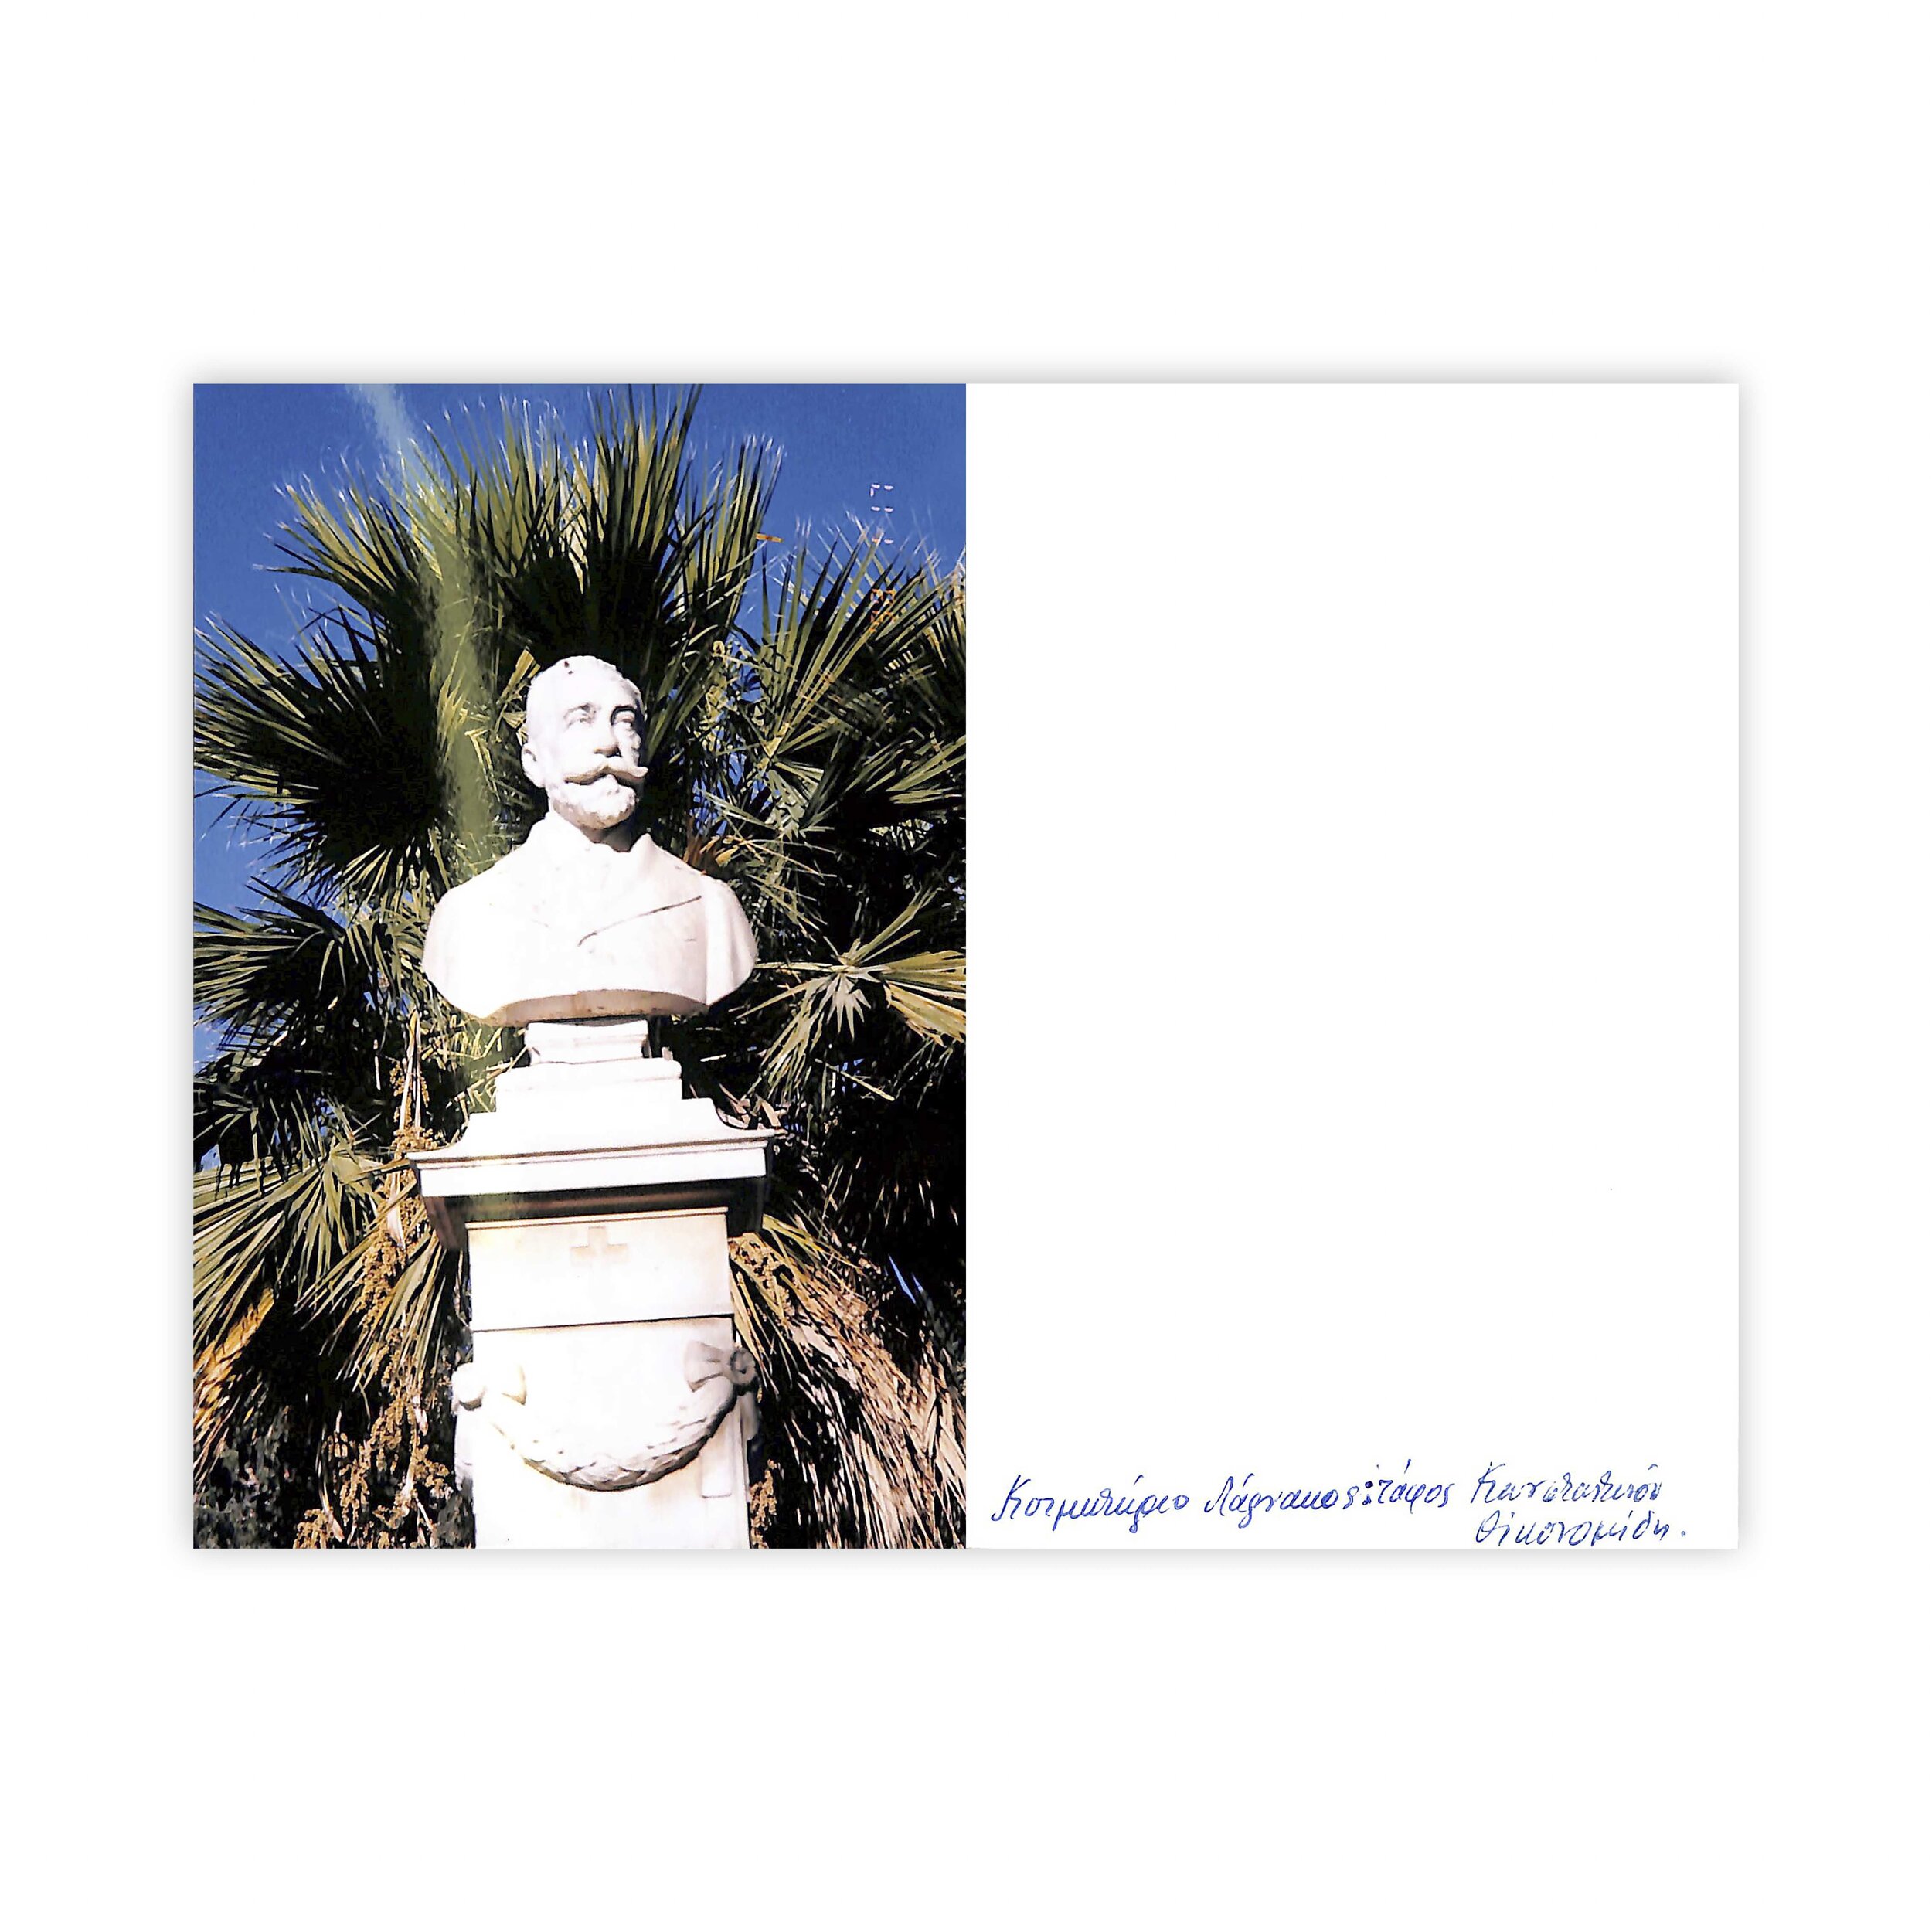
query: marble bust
[{"left": 422, "top": 656, "right": 757, "bottom": 1027}]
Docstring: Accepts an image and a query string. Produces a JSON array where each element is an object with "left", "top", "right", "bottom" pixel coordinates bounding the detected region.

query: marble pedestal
[{"left": 410, "top": 1021, "right": 776, "bottom": 1549}]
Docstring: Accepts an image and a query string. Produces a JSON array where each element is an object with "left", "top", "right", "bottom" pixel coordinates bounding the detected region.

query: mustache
[{"left": 560, "top": 757, "right": 648, "bottom": 786}]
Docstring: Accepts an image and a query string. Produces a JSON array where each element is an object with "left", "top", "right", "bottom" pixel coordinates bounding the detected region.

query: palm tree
[{"left": 194, "top": 390, "right": 964, "bottom": 1548}]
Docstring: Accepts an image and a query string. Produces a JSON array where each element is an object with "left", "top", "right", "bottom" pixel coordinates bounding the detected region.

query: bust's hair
[{"left": 521, "top": 655, "right": 646, "bottom": 743}]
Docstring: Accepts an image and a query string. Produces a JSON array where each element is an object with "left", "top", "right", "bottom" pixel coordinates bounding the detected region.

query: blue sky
[{"left": 193, "top": 382, "right": 966, "bottom": 917}]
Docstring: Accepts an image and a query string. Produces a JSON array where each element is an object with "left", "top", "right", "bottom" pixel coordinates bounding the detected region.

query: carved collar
[{"left": 496, "top": 820, "right": 703, "bottom": 945}]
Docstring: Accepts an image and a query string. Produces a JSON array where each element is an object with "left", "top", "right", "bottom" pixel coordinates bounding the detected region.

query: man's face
[{"left": 522, "top": 665, "right": 648, "bottom": 834}]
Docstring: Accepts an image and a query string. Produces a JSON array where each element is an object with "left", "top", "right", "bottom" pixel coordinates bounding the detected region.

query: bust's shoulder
[
  {"left": 638, "top": 839, "right": 757, "bottom": 985},
  {"left": 431, "top": 842, "right": 541, "bottom": 916},
  {"left": 637, "top": 836, "right": 738, "bottom": 905},
  {"left": 420, "top": 850, "right": 535, "bottom": 997}
]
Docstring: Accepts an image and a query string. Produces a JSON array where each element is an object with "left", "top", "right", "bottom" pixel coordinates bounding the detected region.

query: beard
[{"left": 547, "top": 773, "right": 639, "bottom": 832}]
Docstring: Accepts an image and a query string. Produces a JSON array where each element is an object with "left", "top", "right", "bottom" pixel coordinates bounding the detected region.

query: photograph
[
  {"left": 192, "top": 383, "right": 967, "bottom": 1549},
  {"left": 13, "top": 7, "right": 1930, "bottom": 1920}
]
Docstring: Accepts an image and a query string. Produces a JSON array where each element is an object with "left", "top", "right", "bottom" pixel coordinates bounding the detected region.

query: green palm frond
[
  {"left": 743, "top": 543, "right": 959, "bottom": 835},
  {"left": 195, "top": 889, "right": 396, "bottom": 1033},
  {"left": 192, "top": 1132, "right": 374, "bottom": 1465},
  {"left": 193, "top": 1134, "right": 370, "bottom": 1355},
  {"left": 747, "top": 893, "right": 966, "bottom": 1093},
  {"left": 195, "top": 614, "right": 462, "bottom": 900}
]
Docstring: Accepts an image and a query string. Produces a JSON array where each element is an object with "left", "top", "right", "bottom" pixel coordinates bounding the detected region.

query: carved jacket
[{"left": 421, "top": 818, "right": 758, "bottom": 1027}]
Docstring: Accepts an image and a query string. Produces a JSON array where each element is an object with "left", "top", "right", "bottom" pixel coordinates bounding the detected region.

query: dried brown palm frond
[{"left": 732, "top": 1230, "right": 964, "bottom": 1549}]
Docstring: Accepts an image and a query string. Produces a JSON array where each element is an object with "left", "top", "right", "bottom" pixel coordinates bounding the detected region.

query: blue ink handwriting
[{"left": 988, "top": 1458, "right": 1685, "bottom": 1542}]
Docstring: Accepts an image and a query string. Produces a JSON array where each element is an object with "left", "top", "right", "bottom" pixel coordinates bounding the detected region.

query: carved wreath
[{"left": 453, "top": 1341, "right": 757, "bottom": 1491}]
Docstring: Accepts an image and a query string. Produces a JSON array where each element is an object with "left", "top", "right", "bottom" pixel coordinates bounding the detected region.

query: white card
[{"left": 967, "top": 384, "right": 1736, "bottom": 1548}]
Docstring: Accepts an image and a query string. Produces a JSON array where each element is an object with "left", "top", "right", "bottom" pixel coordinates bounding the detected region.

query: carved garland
[{"left": 453, "top": 1341, "right": 757, "bottom": 1491}]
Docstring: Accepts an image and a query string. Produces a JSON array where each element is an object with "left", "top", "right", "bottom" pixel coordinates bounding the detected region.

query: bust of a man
[{"left": 422, "top": 655, "right": 757, "bottom": 1027}]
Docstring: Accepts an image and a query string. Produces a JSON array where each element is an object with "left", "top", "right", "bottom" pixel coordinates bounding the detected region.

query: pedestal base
[{"left": 410, "top": 1032, "right": 777, "bottom": 1550}]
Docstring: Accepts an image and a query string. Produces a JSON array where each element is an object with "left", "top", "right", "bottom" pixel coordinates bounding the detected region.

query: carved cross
[{"left": 569, "top": 1224, "right": 631, "bottom": 1276}]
